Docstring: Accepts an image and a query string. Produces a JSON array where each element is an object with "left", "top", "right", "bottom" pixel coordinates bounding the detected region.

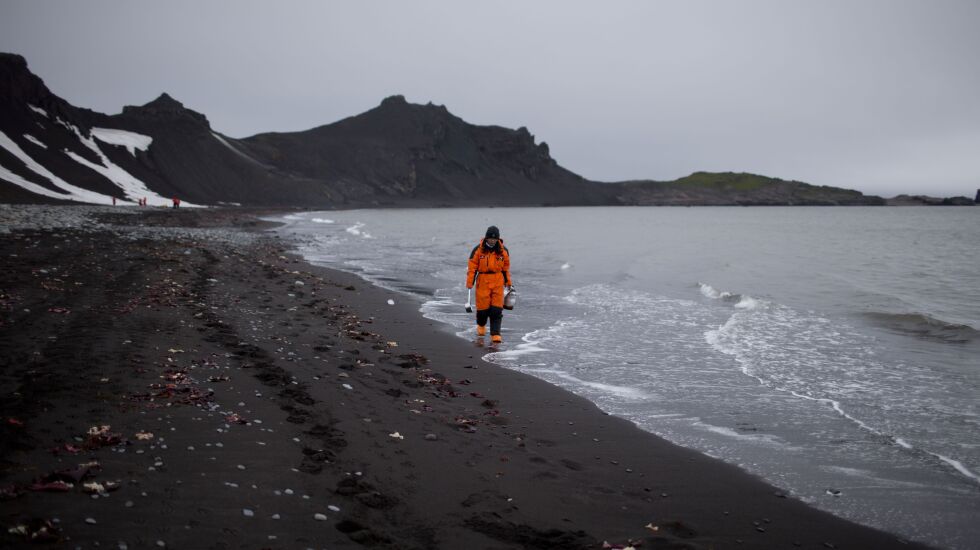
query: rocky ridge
[{"left": 2, "top": 52, "right": 892, "bottom": 207}]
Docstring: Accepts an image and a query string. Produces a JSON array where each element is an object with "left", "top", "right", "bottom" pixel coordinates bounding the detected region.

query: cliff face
[{"left": 1, "top": 52, "right": 887, "bottom": 207}]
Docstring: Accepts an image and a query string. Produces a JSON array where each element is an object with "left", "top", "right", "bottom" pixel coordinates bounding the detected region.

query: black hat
[{"left": 485, "top": 226, "right": 500, "bottom": 239}]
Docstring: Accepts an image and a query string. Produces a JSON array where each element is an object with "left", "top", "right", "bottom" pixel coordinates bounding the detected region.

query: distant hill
[
  {"left": 886, "top": 194, "right": 976, "bottom": 206},
  {"left": 612, "top": 172, "right": 886, "bottom": 206},
  {"left": 1, "top": 52, "right": 887, "bottom": 207}
]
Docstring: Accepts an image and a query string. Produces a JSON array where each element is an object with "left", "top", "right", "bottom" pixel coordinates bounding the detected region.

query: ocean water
[{"left": 274, "top": 207, "right": 980, "bottom": 549}]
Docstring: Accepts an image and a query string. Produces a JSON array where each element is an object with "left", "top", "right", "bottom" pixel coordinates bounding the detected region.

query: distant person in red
[{"left": 172, "top": 197, "right": 180, "bottom": 209}]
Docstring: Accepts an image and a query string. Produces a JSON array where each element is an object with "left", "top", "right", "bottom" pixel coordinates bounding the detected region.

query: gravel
[{"left": 0, "top": 205, "right": 264, "bottom": 247}]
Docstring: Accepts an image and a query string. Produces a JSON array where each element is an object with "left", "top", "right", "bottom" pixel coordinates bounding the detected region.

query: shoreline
[{"left": 1, "top": 206, "right": 936, "bottom": 549}]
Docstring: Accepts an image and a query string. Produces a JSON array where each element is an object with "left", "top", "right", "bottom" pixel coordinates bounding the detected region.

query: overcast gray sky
[{"left": 2, "top": 0, "right": 978, "bottom": 197}]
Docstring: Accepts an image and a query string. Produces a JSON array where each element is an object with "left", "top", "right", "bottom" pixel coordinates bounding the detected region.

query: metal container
[{"left": 503, "top": 288, "right": 517, "bottom": 310}]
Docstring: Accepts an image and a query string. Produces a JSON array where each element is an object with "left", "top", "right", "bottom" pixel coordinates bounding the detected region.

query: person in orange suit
[{"left": 467, "top": 226, "right": 512, "bottom": 343}]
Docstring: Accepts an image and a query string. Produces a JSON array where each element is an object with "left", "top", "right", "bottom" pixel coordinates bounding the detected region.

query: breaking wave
[
  {"left": 698, "top": 282, "right": 765, "bottom": 310},
  {"left": 345, "top": 222, "right": 373, "bottom": 238},
  {"left": 698, "top": 282, "right": 737, "bottom": 300}
]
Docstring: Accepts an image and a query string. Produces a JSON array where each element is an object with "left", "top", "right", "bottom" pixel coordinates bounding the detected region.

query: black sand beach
[{"left": 0, "top": 206, "right": 934, "bottom": 549}]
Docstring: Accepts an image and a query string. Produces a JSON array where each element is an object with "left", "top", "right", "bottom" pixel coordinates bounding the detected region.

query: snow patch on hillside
[
  {"left": 211, "top": 132, "right": 266, "bottom": 166},
  {"left": 0, "top": 130, "right": 116, "bottom": 203},
  {"left": 23, "top": 134, "right": 47, "bottom": 149},
  {"left": 28, "top": 104, "right": 48, "bottom": 118},
  {"left": 91, "top": 127, "right": 152, "bottom": 156},
  {"left": 65, "top": 127, "right": 197, "bottom": 206}
]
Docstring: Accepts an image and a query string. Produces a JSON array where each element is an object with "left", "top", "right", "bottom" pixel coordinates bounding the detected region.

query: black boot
[{"left": 489, "top": 306, "right": 503, "bottom": 341}]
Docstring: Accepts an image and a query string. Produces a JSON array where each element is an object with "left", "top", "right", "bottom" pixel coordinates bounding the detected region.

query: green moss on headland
[{"left": 613, "top": 171, "right": 883, "bottom": 205}]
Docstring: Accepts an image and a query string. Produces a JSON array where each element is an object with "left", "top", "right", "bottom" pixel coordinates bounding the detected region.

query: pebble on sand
[
  {"left": 314, "top": 513, "right": 327, "bottom": 521},
  {"left": 242, "top": 509, "right": 254, "bottom": 517}
]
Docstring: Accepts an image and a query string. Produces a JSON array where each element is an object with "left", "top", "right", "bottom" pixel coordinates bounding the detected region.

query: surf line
[
  {"left": 707, "top": 319, "right": 980, "bottom": 485},
  {"left": 788, "top": 390, "right": 980, "bottom": 485}
]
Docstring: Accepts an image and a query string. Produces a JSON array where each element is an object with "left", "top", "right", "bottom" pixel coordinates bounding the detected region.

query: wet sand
[{"left": 0, "top": 206, "right": 934, "bottom": 549}]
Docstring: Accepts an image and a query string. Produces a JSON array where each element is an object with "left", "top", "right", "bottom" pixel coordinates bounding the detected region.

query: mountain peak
[
  {"left": 377, "top": 95, "right": 450, "bottom": 115},
  {"left": 146, "top": 92, "right": 184, "bottom": 109},
  {"left": 120, "top": 92, "right": 209, "bottom": 126},
  {"left": 0, "top": 52, "right": 54, "bottom": 105},
  {"left": 380, "top": 94, "right": 407, "bottom": 107},
  {"left": 0, "top": 52, "right": 29, "bottom": 71}
]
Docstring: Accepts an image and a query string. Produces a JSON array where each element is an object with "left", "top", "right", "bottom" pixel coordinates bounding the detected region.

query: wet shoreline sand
[{"left": 0, "top": 206, "right": 933, "bottom": 549}]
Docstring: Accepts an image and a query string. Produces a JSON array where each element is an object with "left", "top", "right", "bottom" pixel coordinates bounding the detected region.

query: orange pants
[{"left": 475, "top": 272, "right": 506, "bottom": 310}]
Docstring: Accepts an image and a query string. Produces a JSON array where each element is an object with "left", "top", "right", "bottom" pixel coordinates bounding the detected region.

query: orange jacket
[{"left": 467, "top": 239, "right": 511, "bottom": 289}]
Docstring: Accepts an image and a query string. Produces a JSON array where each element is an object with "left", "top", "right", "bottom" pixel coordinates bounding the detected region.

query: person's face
[{"left": 485, "top": 237, "right": 498, "bottom": 247}]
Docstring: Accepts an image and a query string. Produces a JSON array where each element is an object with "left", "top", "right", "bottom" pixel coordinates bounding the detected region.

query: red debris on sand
[
  {"left": 438, "top": 384, "right": 461, "bottom": 398},
  {"left": 0, "top": 484, "right": 24, "bottom": 500},
  {"left": 0, "top": 462, "right": 99, "bottom": 498},
  {"left": 51, "top": 443, "right": 82, "bottom": 455},
  {"left": 6, "top": 417, "right": 24, "bottom": 427},
  {"left": 47, "top": 307, "right": 70, "bottom": 314},
  {"left": 84, "top": 426, "right": 123, "bottom": 448},
  {"left": 398, "top": 353, "right": 429, "bottom": 365},
  {"left": 61, "top": 462, "right": 102, "bottom": 482},
  {"left": 7, "top": 518, "right": 62, "bottom": 543},
  {"left": 162, "top": 369, "right": 189, "bottom": 383},
  {"left": 29, "top": 462, "right": 102, "bottom": 493},
  {"left": 602, "top": 539, "right": 644, "bottom": 549},
  {"left": 454, "top": 416, "right": 479, "bottom": 426},
  {"left": 114, "top": 298, "right": 140, "bottom": 314},
  {"left": 28, "top": 480, "right": 73, "bottom": 492},
  {"left": 40, "top": 280, "right": 65, "bottom": 291},
  {"left": 82, "top": 481, "right": 121, "bottom": 494},
  {"left": 225, "top": 413, "right": 247, "bottom": 424}
]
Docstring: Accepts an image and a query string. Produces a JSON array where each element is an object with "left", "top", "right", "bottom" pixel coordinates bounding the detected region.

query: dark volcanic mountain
[
  {"left": 238, "top": 94, "right": 608, "bottom": 206},
  {"left": 0, "top": 52, "right": 885, "bottom": 207}
]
